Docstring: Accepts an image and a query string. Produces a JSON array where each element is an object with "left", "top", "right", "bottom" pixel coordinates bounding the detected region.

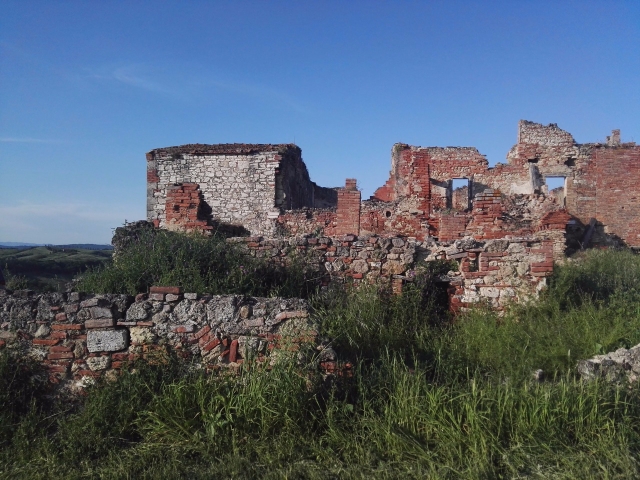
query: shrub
[{"left": 77, "top": 228, "right": 319, "bottom": 298}]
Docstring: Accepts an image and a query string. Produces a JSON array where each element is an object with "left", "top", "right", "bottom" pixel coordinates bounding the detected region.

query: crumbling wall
[
  {"left": 230, "top": 234, "right": 416, "bottom": 291},
  {"left": 276, "top": 209, "right": 338, "bottom": 237},
  {"left": 147, "top": 144, "right": 337, "bottom": 236},
  {"left": 163, "top": 183, "right": 213, "bottom": 233},
  {"left": 426, "top": 236, "right": 555, "bottom": 311},
  {"left": 0, "top": 289, "right": 319, "bottom": 391}
]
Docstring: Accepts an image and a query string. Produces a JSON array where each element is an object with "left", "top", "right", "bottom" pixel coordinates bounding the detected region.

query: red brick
[
  {"left": 229, "top": 339, "right": 239, "bottom": 362},
  {"left": 51, "top": 324, "right": 83, "bottom": 331},
  {"left": 33, "top": 338, "right": 59, "bottom": 346},
  {"left": 193, "top": 325, "right": 211, "bottom": 340},
  {"left": 149, "top": 286, "right": 183, "bottom": 295},
  {"left": 50, "top": 345, "right": 73, "bottom": 353},
  {"left": 202, "top": 338, "right": 221, "bottom": 352},
  {"left": 55, "top": 312, "right": 68, "bottom": 322},
  {"left": 198, "top": 333, "right": 212, "bottom": 347},
  {"left": 85, "top": 318, "right": 115, "bottom": 329},
  {"left": 47, "top": 352, "right": 74, "bottom": 360}
]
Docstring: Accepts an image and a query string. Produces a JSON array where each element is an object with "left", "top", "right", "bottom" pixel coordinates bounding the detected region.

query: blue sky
[{"left": 1, "top": 0, "right": 638, "bottom": 244}]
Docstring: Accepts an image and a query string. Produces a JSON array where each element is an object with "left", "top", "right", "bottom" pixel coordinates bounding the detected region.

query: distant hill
[
  {"left": 0, "top": 242, "right": 112, "bottom": 250},
  {"left": 54, "top": 244, "right": 113, "bottom": 250},
  {"left": 0, "top": 242, "right": 43, "bottom": 247},
  {"left": 0, "top": 246, "right": 112, "bottom": 291}
]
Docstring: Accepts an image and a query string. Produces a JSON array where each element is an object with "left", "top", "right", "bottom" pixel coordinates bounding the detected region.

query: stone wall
[
  {"left": 229, "top": 234, "right": 416, "bottom": 292},
  {"left": 229, "top": 231, "right": 560, "bottom": 310},
  {"left": 147, "top": 144, "right": 337, "bottom": 236},
  {"left": 0, "top": 288, "right": 319, "bottom": 391},
  {"left": 426, "top": 236, "right": 555, "bottom": 311}
]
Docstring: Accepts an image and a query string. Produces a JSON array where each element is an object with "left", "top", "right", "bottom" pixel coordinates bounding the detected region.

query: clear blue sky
[{"left": 1, "top": 1, "right": 638, "bottom": 244}]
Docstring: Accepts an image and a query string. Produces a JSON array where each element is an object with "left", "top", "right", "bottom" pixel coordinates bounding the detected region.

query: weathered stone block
[
  {"left": 87, "top": 329, "right": 128, "bottom": 353},
  {"left": 91, "top": 307, "right": 113, "bottom": 319},
  {"left": 130, "top": 326, "right": 156, "bottom": 344},
  {"left": 87, "top": 356, "right": 111, "bottom": 371}
]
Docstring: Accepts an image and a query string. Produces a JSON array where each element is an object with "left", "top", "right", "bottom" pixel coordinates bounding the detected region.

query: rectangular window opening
[
  {"left": 544, "top": 176, "right": 566, "bottom": 207},
  {"left": 450, "top": 178, "right": 471, "bottom": 212}
]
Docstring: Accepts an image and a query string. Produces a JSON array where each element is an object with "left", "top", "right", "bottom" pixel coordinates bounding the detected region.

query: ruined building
[{"left": 146, "top": 121, "right": 639, "bottom": 309}]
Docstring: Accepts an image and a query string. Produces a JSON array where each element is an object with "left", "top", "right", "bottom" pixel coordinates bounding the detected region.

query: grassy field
[
  {"left": 0, "top": 246, "right": 112, "bottom": 291},
  {"left": 2, "top": 235, "right": 640, "bottom": 478}
]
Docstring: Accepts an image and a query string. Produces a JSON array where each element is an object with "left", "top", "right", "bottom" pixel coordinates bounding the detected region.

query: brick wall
[
  {"left": 335, "top": 179, "right": 361, "bottom": 236},
  {"left": 164, "top": 183, "right": 213, "bottom": 233},
  {"left": 593, "top": 146, "right": 640, "bottom": 247}
]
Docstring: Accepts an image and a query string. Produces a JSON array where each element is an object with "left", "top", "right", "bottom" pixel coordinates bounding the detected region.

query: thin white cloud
[
  {"left": 85, "top": 63, "right": 306, "bottom": 112},
  {"left": 87, "top": 64, "right": 179, "bottom": 97},
  {"left": 90, "top": 66, "right": 173, "bottom": 94},
  {"left": 209, "top": 79, "right": 306, "bottom": 113}
]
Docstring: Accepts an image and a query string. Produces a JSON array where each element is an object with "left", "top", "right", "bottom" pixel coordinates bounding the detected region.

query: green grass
[
  {"left": 77, "top": 228, "right": 319, "bottom": 298},
  {"left": 0, "top": 246, "right": 112, "bottom": 291},
  {"left": 3, "top": 246, "right": 640, "bottom": 478}
]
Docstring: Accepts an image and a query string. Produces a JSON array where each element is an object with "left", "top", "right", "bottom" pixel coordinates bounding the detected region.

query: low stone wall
[
  {"left": 0, "top": 288, "right": 319, "bottom": 392},
  {"left": 230, "top": 234, "right": 418, "bottom": 292},
  {"left": 231, "top": 232, "right": 558, "bottom": 309}
]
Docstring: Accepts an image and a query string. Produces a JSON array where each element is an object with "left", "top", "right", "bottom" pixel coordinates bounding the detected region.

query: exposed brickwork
[
  {"left": 335, "top": 179, "right": 361, "bottom": 236},
  {"left": 164, "top": 183, "right": 213, "bottom": 234},
  {"left": 439, "top": 214, "right": 470, "bottom": 242},
  {"left": 145, "top": 120, "right": 639, "bottom": 311}
]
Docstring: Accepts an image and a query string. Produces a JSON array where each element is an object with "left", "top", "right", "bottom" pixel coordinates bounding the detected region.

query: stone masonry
[
  {"left": 147, "top": 144, "right": 337, "bottom": 236},
  {"left": 144, "top": 121, "right": 639, "bottom": 310},
  {"left": 0, "top": 288, "right": 325, "bottom": 392}
]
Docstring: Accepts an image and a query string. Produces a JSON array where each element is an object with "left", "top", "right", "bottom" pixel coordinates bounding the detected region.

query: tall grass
[
  {"left": 451, "top": 249, "right": 640, "bottom": 382},
  {"left": 3, "top": 248, "right": 640, "bottom": 478}
]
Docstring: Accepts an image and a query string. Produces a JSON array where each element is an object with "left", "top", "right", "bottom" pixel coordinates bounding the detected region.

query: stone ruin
[
  {"left": 146, "top": 120, "right": 640, "bottom": 310},
  {"left": 2, "top": 120, "right": 639, "bottom": 390}
]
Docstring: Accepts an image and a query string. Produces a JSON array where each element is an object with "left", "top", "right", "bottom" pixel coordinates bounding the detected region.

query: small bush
[
  {"left": 0, "top": 353, "right": 48, "bottom": 448},
  {"left": 77, "top": 228, "right": 319, "bottom": 298}
]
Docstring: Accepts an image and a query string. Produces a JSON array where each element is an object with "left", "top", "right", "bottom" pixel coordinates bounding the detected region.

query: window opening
[
  {"left": 544, "top": 176, "right": 566, "bottom": 207},
  {"left": 451, "top": 178, "right": 471, "bottom": 211}
]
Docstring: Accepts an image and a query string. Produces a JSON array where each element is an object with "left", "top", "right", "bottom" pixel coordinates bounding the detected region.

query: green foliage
[
  {"left": 0, "top": 353, "right": 48, "bottom": 449},
  {"left": 550, "top": 248, "right": 640, "bottom": 307},
  {"left": 77, "top": 228, "right": 318, "bottom": 298},
  {"left": 2, "top": 265, "right": 29, "bottom": 290},
  {"left": 449, "top": 249, "right": 640, "bottom": 382},
  {"left": 4, "top": 248, "right": 640, "bottom": 477},
  {"left": 314, "top": 277, "right": 449, "bottom": 363}
]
